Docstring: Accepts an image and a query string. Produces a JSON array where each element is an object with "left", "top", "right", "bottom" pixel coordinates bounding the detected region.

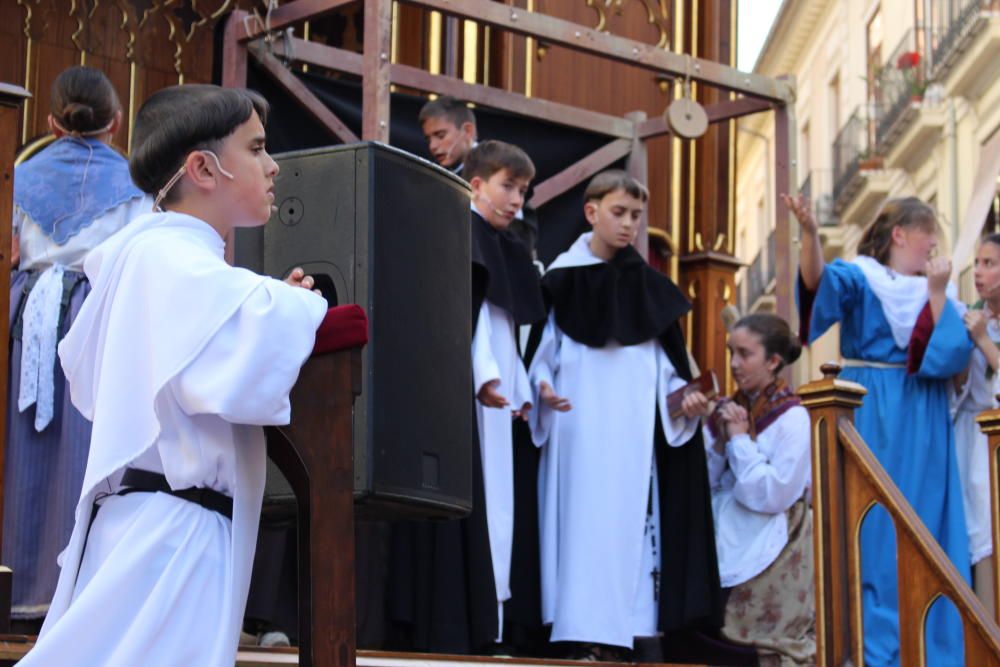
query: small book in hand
[{"left": 667, "top": 371, "right": 720, "bottom": 419}]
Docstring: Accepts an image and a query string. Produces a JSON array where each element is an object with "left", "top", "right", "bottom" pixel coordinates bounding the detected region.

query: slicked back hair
[{"left": 129, "top": 85, "right": 269, "bottom": 204}]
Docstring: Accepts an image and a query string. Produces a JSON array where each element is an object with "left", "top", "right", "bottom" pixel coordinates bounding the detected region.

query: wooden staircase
[{"left": 802, "top": 362, "right": 1000, "bottom": 666}]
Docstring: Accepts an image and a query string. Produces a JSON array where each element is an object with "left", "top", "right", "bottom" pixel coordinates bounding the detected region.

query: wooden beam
[
  {"left": 774, "top": 101, "right": 795, "bottom": 328},
  {"left": 396, "top": 0, "right": 793, "bottom": 103},
  {"left": 222, "top": 11, "right": 250, "bottom": 89},
  {"left": 362, "top": 0, "right": 391, "bottom": 142},
  {"left": 528, "top": 138, "right": 631, "bottom": 209},
  {"left": 248, "top": 43, "right": 360, "bottom": 144},
  {"left": 625, "top": 111, "right": 649, "bottom": 259},
  {"left": 637, "top": 97, "right": 775, "bottom": 139},
  {"left": 240, "top": 0, "right": 361, "bottom": 41},
  {"left": 269, "top": 37, "right": 633, "bottom": 139}
]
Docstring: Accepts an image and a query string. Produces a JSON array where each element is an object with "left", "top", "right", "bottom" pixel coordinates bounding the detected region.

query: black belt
[
  {"left": 118, "top": 468, "right": 233, "bottom": 520},
  {"left": 77, "top": 469, "right": 234, "bottom": 586}
]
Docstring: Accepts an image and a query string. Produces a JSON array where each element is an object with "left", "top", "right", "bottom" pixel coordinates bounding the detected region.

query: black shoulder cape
[
  {"left": 541, "top": 244, "right": 691, "bottom": 346},
  {"left": 540, "top": 243, "right": 724, "bottom": 632},
  {"left": 471, "top": 212, "right": 546, "bottom": 328}
]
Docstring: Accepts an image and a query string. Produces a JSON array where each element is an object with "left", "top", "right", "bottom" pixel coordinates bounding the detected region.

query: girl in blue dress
[{"left": 786, "top": 193, "right": 970, "bottom": 667}]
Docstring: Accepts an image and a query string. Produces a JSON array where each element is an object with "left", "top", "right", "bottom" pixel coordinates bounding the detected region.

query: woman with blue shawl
[
  {"left": 5, "top": 66, "right": 148, "bottom": 629},
  {"left": 788, "top": 193, "right": 971, "bottom": 667}
]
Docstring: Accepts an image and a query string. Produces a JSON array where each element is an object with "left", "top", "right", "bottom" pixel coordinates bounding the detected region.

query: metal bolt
[
  {"left": 744, "top": 78, "right": 751, "bottom": 86},
  {"left": 511, "top": 11, "right": 518, "bottom": 20},
  {"left": 632, "top": 46, "right": 639, "bottom": 55},
  {"left": 380, "top": 52, "right": 388, "bottom": 61},
  {"left": 694, "top": 63, "right": 700, "bottom": 71},
  {"left": 574, "top": 31, "right": 581, "bottom": 38},
  {"left": 380, "top": 121, "right": 387, "bottom": 128}
]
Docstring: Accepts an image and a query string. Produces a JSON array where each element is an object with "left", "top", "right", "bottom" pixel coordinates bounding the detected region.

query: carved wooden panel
[{"left": 1, "top": 0, "right": 263, "bottom": 153}]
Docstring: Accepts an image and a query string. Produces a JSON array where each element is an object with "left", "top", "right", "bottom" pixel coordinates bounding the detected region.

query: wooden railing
[
  {"left": 801, "top": 363, "right": 1000, "bottom": 666},
  {"left": 976, "top": 403, "right": 1000, "bottom": 627}
]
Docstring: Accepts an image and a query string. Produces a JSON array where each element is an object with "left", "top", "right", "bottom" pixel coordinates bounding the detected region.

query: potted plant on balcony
[
  {"left": 857, "top": 149, "right": 884, "bottom": 171},
  {"left": 896, "top": 50, "right": 926, "bottom": 103}
]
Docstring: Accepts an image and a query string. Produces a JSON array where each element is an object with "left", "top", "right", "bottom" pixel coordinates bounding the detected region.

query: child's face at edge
[
  {"left": 470, "top": 168, "right": 530, "bottom": 230},
  {"left": 728, "top": 326, "right": 780, "bottom": 395},
  {"left": 974, "top": 241, "right": 1000, "bottom": 299},
  {"left": 215, "top": 110, "right": 279, "bottom": 229},
  {"left": 585, "top": 189, "right": 644, "bottom": 255}
]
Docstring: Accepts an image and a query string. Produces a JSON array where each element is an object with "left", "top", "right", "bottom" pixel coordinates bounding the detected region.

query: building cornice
[{"left": 753, "top": 0, "right": 831, "bottom": 77}]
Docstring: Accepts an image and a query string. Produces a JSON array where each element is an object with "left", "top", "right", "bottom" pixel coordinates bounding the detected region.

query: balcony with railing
[
  {"left": 740, "top": 229, "right": 776, "bottom": 313},
  {"left": 930, "top": 0, "right": 1000, "bottom": 96},
  {"left": 872, "top": 28, "right": 930, "bottom": 151},
  {"left": 832, "top": 108, "right": 869, "bottom": 209},
  {"left": 932, "top": 0, "right": 1000, "bottom": 70}
]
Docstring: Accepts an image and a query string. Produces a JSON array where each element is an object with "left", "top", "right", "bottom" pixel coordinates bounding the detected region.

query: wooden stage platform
[{"left": 0, "top": 636, "right": 702, "bottom": 667}]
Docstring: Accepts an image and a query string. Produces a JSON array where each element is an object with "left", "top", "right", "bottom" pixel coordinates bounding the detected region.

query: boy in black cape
[
  {"left": 527, "top": 170, "right": 723, "bottom": 661},
  {"left": 387, "top": 141, "right": 545, "bottom": 655}
]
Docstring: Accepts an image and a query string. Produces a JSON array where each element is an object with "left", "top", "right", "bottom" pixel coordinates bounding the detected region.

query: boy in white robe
[
  {"left": 17, "top": 84, "right": 366, "bottom": 667},
  {"left": 385, "top": 141, "right": 544, "bottom": 655},
  {"left": 529, "top": 171, "right": 723, "bottom": 660},
  {"left": 468, "top": 141, "right": 547, "bottom": 646}
]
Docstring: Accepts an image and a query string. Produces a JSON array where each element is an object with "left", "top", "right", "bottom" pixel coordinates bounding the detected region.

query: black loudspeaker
[{"left": 235, "top": 142, "right": 473, "bottom": 520}]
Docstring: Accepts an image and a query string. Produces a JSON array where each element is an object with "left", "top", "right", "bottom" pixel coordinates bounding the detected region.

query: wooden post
[
  {"left": 977, "top": 401, "right": 1000, "bottom": 626},
  {"left": 362, "top": 0, "right": 391, "bottom": 142},
  {"left": 0, "top": 83, "right": 31, "bottom": 634},
  {"left": 625, "top": 110, "right": 649, "bottom": 260},
  {"left": 221, "top": 10, "right": 249, "bottom": 90},
  {"left": 267, "top": 348, "right": 363, "bottom": 667},
  {"left": 773, "top": 97, "right": 796, "bottom": 327},
  {"left": 798, "top": 362, "right": 867, "bottom": 667}
]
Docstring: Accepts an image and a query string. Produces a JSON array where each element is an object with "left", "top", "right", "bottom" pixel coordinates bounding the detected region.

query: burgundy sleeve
[
  {"left": 312, "top": 304, "right": 369, "bottom": 356},
  {"left": 797, "top": 272, "right": 817, "bottom": 345},
  {"left": 906, "top": 303, "right": 934, "bottom": 375}
]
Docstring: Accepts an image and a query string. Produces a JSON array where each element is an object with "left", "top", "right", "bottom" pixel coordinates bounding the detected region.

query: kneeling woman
[{"left": 690, "top": 313, "right": 814, "bottom": 666}]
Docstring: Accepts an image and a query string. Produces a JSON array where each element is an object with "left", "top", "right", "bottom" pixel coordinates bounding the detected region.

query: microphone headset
[
  {"left": 475, "top": 191, "right": 508, "bottom": 219},
  {"left": 154, "top": 150, "right": 235, "bottom": 212}
]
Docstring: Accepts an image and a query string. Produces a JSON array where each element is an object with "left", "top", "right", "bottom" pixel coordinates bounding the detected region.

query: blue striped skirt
[{"left": 2, "top": 269, "right": 92, "bottom": 619}]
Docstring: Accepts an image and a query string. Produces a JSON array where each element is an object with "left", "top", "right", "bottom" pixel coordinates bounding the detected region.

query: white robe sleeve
[
  {"left": 655, "top": 343, "right": 698, "bottom": 446},
  {"left": 528, "top": 314, "right": 561, "bottom": 446},
  {"left": 472, "top": 302, "right": 501, "bottom": 395},
  {"left": 726, "top": 406, "right": 811, "bottom": 515},
  {"left": 703, "top": 426, "right": 727, "bottom": 489},
  {"left": 169, "top": 279, "right": 327, "bottom": 425}
]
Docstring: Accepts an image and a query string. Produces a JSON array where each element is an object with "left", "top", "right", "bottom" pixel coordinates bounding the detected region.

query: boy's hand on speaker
[
  {"left": 285, "top": 267, "right": 322, "bottom": 295},
  {"left": 477, "top": 380, "right": 510, "bottom": 409}
]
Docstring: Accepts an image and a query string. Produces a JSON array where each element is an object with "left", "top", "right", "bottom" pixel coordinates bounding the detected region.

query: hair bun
[{"left": 61, "top": 102, "right": 97, "bottom": 132}]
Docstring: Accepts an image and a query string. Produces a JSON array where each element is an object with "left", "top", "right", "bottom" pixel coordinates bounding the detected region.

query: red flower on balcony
[{"left": 896, "top": 51, "right": 921, "bottom": 70}]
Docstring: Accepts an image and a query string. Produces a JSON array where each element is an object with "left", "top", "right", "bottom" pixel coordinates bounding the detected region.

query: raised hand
[
  {"left": 780, "top": 193, "right": 818, "bottom": 234},
  {"left": 539, "top": 381, "right": 572, "bottom": 412},
  {"left": 926, "top": 256, "right": 951, "bottom": 295}
]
